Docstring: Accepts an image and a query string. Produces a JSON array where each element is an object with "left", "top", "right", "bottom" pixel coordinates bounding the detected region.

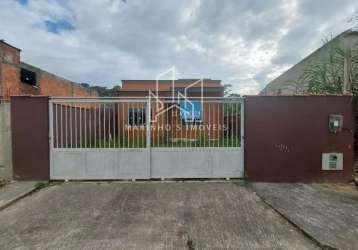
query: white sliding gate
[{"left": 49, "top": 97, "right": 244, "bottom": 180}]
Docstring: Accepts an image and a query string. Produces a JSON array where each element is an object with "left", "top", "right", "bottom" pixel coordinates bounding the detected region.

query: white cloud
[{"left": 1, "top": 0, "right": 358, "bottom": 92}]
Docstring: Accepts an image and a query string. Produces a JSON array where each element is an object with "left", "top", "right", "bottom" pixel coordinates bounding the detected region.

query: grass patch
[
  {"left": 86, "top": 135, "right": 240, "bottom": 148},
  {"left": 34, "top": 182, "right": 50, "bottom": 190}
]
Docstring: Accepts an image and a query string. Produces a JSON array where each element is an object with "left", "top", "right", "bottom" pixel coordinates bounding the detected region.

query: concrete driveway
[
  {"left": 0, "top": 182, "right": 318, "bottom": 250},
  {"left": 253, "top": 183, "right": 358, "bottom": 250}
]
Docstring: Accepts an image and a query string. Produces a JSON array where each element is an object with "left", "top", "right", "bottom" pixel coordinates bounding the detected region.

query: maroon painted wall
[
  {"left": 245, "top": 96, "right": 354, "bottom": 182},
  {"left": 11, "top": 96, "right": 50, "bottom": 180}
]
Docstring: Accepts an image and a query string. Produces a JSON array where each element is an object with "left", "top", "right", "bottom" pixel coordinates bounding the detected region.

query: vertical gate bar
[
  {"left": 141, "top": 102, "right": 143, "bottom": 147},
  {"left": 203, "top": 100, "right": 205, "bottom": 148},
  {"left": 131, "top": 102, "right": 133, "bottom": 148},
  {"left": 241, "top": 99, "right": 244, "bottom": 150},
  {"left": 139, "top": 103, "right": 145, "bottom": 148},
  {"left": 70, "top": 103, "right": 72, "bottom": 148},
  {"left": 127, "top": 102, "right": 130, "bottom": 148},
  {"left": 99, "top": 103, "right": 101, "bottom": 148},
  {"left": 157, "top": 105, "right": 159, "bottom": 148},
  {"left": 159, "top": 105, "right": 161, "bottom": 147},
  {"left": 55, "top": 103, "right": 58, "bottom": 148},
  {"left": 136, "top": 102, "right": 139, "bottom": 148},
  {"left": 60, "top": 104, "right": 63, "bottom": 148},
  {"left": 108, "top": 104, "right": 112, "bottom": 148},
  {"left": 124, "top": 102, "right": 127, "bottom": 148},
  {"left": 139, "top": 102, "right": 141, "bottom": 147},
  {"left": 225, "top": 101, "right": 227, "bottom": 147},
  {"left": 94, "top": 103, "right": 97, "bottom": 148},
  {"left": 109, "top": 103, "right": 111, "bottom": 148},
  {"left": 164, "top": 103, "right": 166, "bottom": 147},
  {"left": 80, "top": 106, "right": 82, "bottom": 148},
  {"left": 113, "top": 103, "right": 116, "bottom": 148},
  {"left": 127, "top": 103, "right": 129, "bottom": 148},
  {"left": 227, "top": 101, "right": 229, "bottom": 147},
  {"left": 117, "top": 103, "right": 120, "bottom": 148},
  {"left": 164, "top": 104, "right": 166, "bottom": 147},
  {"left": 108, "top": 103, "right": 110, "bottom": 148},
  {"left": 132, "top": 103, "right": 134, "bottom": 148},
  {"left": 217, "top": 102, "right": 220, "bottom": 147},
  {"left": 108, "top": 103, "right": 111, "bottom": 148},
  {"left": 60, "top": 104, "right": 64, "bottom": 148},
  {"left": 129, "top": 102, "right": 131, "bottom": 148},
  {"left": 193, "top": 104, "right": 196, "bottom": 148},
  {"left": 89, "top": 104, "right": 92, "bottom": 148},
  {"left": 127, "top": 102, "right": 129, "bottom": 148},
  {"left": 74, "top": 104, "right": 77, "bottom": 148},
  {"left": 186, "top": 101, "right": 191, "bottom": 148},
  {"left": 122, "top": 102, "right": 124, "bottom": 148},
  {"left": 179, "top": 102, "right": 182, "bottom": 147},
  {"left": 235, "top": 102, "right": 237, "bottom": 147},
  {"left": 141, "top": 102, "right": 144, "bottom": 147},
  {"left": 101, "top": 103, "right": 103, "bottom": 148},
  {"left": 236, "top": 102, "right": 239, "bottom": 147},
  {"left": 135, "top": 102, "right": 137, "bottom": 148},
  {"left": 94, "top": 103, "right": 100, "bottom": 148},
  {"left": 103, "top": 103, "right": 106, "bottom": 148},
  {"left": 94, "top": 104, "right": 96, "bottom": 148},
  {"left": 223, "top": 101, "right": 225, "bottom": 147},
  {"left": 171, "top": 105, "right": 174, "bottom": 148},
  {"left": 65, "top": 104, "right": 68, "bottom": 148},
  {"left": 84, "top": 105, "right": 87, "bottom": 148},
  {"left": 146, "top": 98, "right": 151, "bottom": 178},
  {"left": 144, "top": 102, "right": 146, "bottom": 148},
  {"left": 97, "top": 103, "right": 99, "bottom": 148},
  {"left": 231, "top": 102, "right": 233, "bottom": 147},
  {"left": 208, "top": 102, "right": 211, "bottom": 147}
]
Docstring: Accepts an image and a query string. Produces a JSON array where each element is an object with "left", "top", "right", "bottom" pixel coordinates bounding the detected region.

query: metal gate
[{"left": 49, "top": 97, "right": 244, "bottom": 179}]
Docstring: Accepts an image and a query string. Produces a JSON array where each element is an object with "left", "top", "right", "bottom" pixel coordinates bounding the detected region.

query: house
[
  {"left": 0, "top": 40, "right": 97, "bottom": 101},
  {"left": 116, "top": 79, "right": 233, "bottom": 144},
  {"left": 261, "top": 29, "right": 358, "bottom": 95},
  {"left": 118, "top": 79, "right": 224, "bottom": 97},
  {"left": 49, "top": 78, "right": 238, "bottom": 150}
]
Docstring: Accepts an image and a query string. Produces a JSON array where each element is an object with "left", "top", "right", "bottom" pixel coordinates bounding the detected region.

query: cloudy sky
[{"left": 1, "top": 0, "right": 358, "bottom": 94}]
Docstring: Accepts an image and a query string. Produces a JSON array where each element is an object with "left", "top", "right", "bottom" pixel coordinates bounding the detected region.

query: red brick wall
[
  {"left": 0, "top": 41, "right": 20, "bottom": 65},
  {"left": 0, "top": 41, "right": 97, "bottom": 100},
  {"left": 39, "top": 71, "right": 97, "bottom": 97}
]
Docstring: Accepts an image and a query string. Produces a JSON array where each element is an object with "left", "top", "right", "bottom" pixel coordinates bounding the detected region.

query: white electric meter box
[
  {"left": 328, "top": 115, "right": 343, "bottom": 133},
  {"left": 322, "top": 153, "right": 343, "bottom": 170}
]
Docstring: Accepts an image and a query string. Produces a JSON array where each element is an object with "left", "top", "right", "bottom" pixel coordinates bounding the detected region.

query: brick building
[
  {"left": 117, "top": 79, "right": 228, "bottom": 142},
  {"left": 0, "top": 40, "right": 97, "bottom": 100}
]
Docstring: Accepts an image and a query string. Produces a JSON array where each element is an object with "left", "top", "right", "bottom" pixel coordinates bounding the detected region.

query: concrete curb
[
  {"left": 251, "top": 188, "right": 338, "bottom": 250},
  {"left": 0, "top": 182, "right": 38, "bottom": 211}
]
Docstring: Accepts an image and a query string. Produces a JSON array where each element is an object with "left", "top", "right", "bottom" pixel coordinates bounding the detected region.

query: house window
[
  {"left": 128, "top": 108, "right": 146, "bottom": 126},
  {"left": 180, "top": 99, "right": 201, "bottom": 124},
  {"left": 20, "top": 68, "right": 37, "bottom": 86}
]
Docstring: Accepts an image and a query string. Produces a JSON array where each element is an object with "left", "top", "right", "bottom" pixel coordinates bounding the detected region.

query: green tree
[
  {"left": 223, "top": 84, "right": 241, "bottom": 97},
  {"left": 81, "top": 84, "right": 121, "bottom": 97},
  {"left": 299, "top": 40, "right": 358, "bottom": 95}
]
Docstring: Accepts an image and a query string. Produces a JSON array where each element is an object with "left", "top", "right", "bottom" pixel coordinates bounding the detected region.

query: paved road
[
  {"left": 253, "top": 183, "right": 358, "bottom": 250},
  {"left": 0, "top": 182, "right": 318, "bottom": 250}
]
